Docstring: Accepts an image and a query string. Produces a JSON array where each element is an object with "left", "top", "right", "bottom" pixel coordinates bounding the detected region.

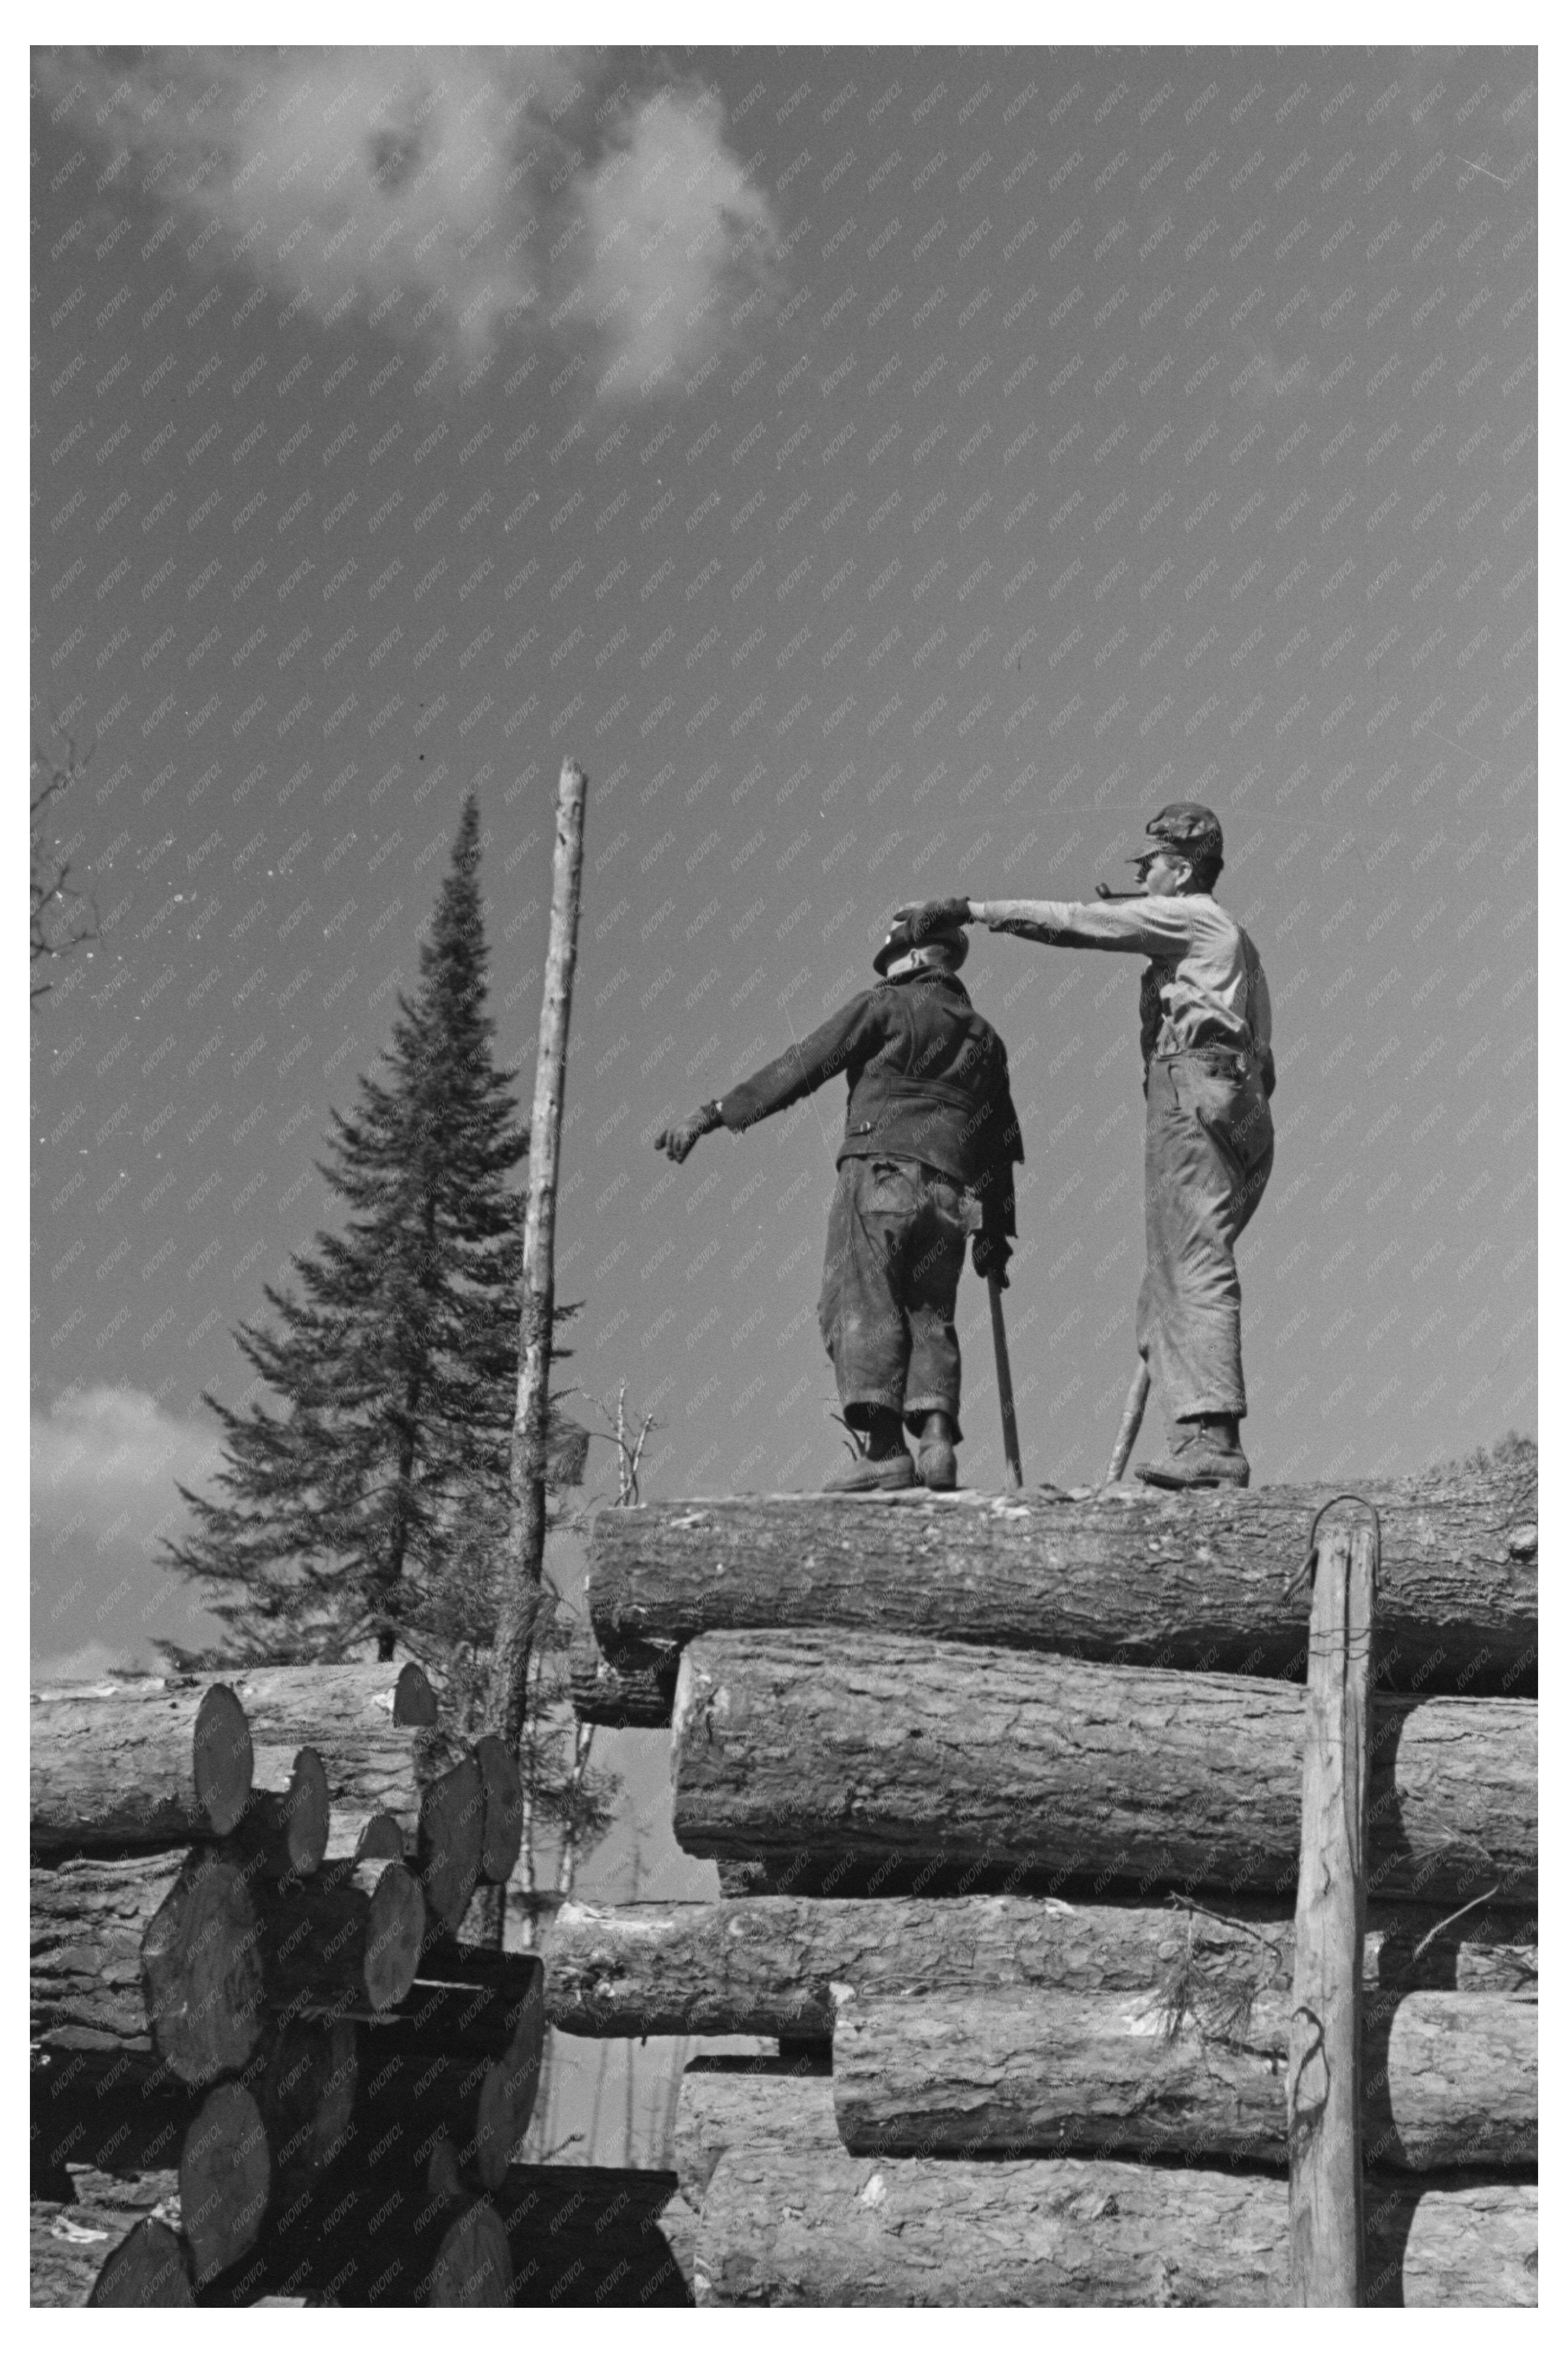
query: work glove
[
  {"left": 1257, "top": 1044, "right": 1277, "bottom": 1101},
  {"left": 972, "top": 1230, "right": 1011, "bottom": 1289},
  {"left": 654, "top": 1101, "right": 722, "bottom": 1164},
  {"left": 891, "top": 896, "right": 973, "bottom": 937}
]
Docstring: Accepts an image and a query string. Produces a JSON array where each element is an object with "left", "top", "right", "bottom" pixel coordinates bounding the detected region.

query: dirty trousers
[
  {"left": 818, "top": 1156, "right": 971, "bottom": 1441},
  {"left": 1136, "top": 1049, "right": 1274, "bottom": 1426}
]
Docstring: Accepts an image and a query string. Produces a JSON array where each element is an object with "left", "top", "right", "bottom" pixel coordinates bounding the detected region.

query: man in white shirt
[{"left": 896, "top": 803, "right": 1273, "bottom": 1487}]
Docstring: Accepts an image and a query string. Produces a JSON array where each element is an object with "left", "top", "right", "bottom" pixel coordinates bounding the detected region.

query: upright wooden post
[
  {"left": 1287, "top": 1520, "right": 1376, "bottom": 2304},
  {"left": 488, "top": 758, "right": 589, "bottom": 1757}
]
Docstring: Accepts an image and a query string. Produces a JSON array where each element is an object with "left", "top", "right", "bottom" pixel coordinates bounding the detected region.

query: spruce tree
[{"left": 164, "top": 793, "right": 533, "bottom": 1663}]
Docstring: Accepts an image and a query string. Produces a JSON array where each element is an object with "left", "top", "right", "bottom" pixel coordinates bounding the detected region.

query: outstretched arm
[
  {"left": 653, "top": 992, "right": 887, "bottom": 1164},
  {"left": 969, "top": 894, "right": 1205, "bottom": 956}
]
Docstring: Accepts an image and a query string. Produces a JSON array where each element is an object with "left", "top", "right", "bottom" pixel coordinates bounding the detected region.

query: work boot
[
  {"left": 914, "top": 1412, "right": 958, "bottom": 1491},
  {"left": 1136, "top": 1417, "right": 1249, "bottom": 1490},
  {"left": 821, "top": 1446, "right": 916, "bottom": 1493}
]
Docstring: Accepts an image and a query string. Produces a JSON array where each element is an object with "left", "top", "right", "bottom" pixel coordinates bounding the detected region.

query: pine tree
[{"left": 164, "top": 793, "right": 536, "bottom": 1664}]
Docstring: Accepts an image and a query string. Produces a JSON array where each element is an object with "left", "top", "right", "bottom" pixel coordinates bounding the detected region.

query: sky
[{"left": 31, "top": 41, "right": 1536, "bottom": 1677}]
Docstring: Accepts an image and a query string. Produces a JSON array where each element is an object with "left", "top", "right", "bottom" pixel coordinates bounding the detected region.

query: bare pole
[
  {"left": 488, "top": 756, "right": 588, "bottom": 1757},
  {"left": 1287, "top": 1520, "right": 1376, "bottom": 2304}
]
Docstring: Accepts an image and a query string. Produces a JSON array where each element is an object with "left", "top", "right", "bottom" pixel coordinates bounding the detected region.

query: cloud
[
  {"left": 31, "top": 1387, "right": 224, "bottom": 1667},
  {"left": 36, "top": 48, "right": 783, "bottom": 396}
]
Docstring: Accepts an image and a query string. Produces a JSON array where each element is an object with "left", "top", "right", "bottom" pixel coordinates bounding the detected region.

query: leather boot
[{"left": 1136, "top": 1415, "right": 1250, "bottom": 1490}]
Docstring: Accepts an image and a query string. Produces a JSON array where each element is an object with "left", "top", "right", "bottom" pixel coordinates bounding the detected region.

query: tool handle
[
  {"left": 1105, "top": 1360, "right": 1152, "bottom": 1484},
  {"left": 987, "top": 1274, "right": 1025, "bottom": 1491}
]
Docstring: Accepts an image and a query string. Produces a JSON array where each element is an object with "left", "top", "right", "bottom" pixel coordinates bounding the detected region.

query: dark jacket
[{"left": 716, "top": 971, "right": 1023, "bottom": 1236}]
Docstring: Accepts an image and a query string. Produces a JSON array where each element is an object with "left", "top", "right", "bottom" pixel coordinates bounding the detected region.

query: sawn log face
[
  {"left": 831, "top": 1986, "right": 1537, "bottom": 2170},
  {"left": 670, "top": 1631, "right": 1537, "bottom": 1907},
  {"left": 542, "top": 1893, "right": 1537, "bottom": 2039},
  {"left": 589, "top": 1465, "right": 1537, "bottom": 1695}
]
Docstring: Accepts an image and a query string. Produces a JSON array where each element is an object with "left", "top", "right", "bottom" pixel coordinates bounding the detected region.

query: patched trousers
[
  {"left": 1136, "top": 1047, "right": 1273, "bottom": 1426},
  {"left": 818, "top": 1155, "right": 972, "bottom": 1441}
]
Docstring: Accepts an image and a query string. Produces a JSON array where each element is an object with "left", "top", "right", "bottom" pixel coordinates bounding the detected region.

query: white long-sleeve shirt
[{"left": 972, "top": 891, "right": 1273, "bottom": 1068}]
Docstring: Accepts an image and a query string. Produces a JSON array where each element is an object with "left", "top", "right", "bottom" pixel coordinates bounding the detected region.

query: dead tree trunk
[
  {"left": 695, "top": 2145, "right": 1538, "bottom": 2307},
  {"left": 830, "top": 1985, "right": 1536, "bottom": 2170},
  {"left": 670, "top": 1631, "right": 1537, "bottom": 1907},
  {"left": 543, "top": 1892, "right": 1537, "bottom": 2039},
  {"left": 586, "top": 1465, "right": 1537, "bottom": 1696}
]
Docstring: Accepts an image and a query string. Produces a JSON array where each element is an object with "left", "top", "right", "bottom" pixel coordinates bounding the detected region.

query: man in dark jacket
[{"left": 655, "top": 917, "right": 1023, "bottom": 1492}]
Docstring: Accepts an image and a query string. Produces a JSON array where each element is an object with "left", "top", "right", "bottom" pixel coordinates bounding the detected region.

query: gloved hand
[
  {"left": 972, "top": 1230, "right": 1011, "bottom": 1288},
  {"left": 654, "top": 1102, "right": 722, "bottom": 1164},
  {"left": 1257, "top": 1044, "right": 1277, "bottom": 1101},
  {"left": 891, "top": 896, "right": 973, "bottom": 937}
]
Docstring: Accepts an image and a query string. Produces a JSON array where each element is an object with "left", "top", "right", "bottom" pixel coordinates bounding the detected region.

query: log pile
[
  {"left": 563, "top": 1463, "right": 1537, "bottom": 2305},
  {"left": 31, "top": 1662, "right": 549, "bottom": 2306}
]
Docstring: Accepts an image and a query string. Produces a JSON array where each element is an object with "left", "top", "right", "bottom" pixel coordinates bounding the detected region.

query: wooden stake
[
  {"left": 1288, "top": 1521, "right": 1376, "bottom": 2305},
  {"left": 489, "top": 756, "right": 588, "bottom": 1757}
]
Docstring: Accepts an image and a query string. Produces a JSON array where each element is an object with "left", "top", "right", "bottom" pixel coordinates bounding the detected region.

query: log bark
[
  {"left": 568, "top": 1627, "right": 680, "bottom": 1728},
  {"left": 544, "top": 1892, "right": 1537, "bottom": 2039},
  {"left": 696, "top": 2142, "right": 1537, "bottom": 2307},
  {"left": 672, "top": 1631, "right": 1537, "bottom": 1907},
  {"left": 587, "top": 1460, "right": 1538, "bottom": 1699},
  {"left": 675, "top": 2056, "right": 835, "bottom": 2202},
  {"left": 31, "top": 1666, "right": 435, "bottom": 1857},
  {"left": 32, "top": 1854, "right": 185, "bottom": 2053},
  {"left": 830, "top": 1985, "right": 1536, "bottom": 2170},
  {"left": 87, "top": 2216, "right": 194, "bottom": 2307},
  {"left": 180, "top": 2079, "right": 270, "bottom": 2285}
]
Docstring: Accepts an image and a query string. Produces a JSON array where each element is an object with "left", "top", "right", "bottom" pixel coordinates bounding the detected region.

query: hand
[
  {"left": 654, "top": 1103, "right": 720, "bottom": 1164},
  {"left": 891, "top": 896, "right": 973, "bottom": 937},
  {"left": 972, "top": 1230, "right": 1011, "bottom": 1288}
]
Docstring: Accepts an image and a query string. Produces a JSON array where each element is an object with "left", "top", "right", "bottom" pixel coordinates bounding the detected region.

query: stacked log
[
  {"left": 565, "top": 1473, "right": 1537, "bottom": 2306},
  {"left": 585, "top": 1471, "right": 1539, "bottom": 1698},
  {"left": 29, "top": 1663, "right": 552, "bottom": 2305}
]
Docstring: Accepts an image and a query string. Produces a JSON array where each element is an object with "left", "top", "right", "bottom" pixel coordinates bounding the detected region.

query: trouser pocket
[{"left": 1177, "top": 1056, "right": 1273, "bottom": 1180}]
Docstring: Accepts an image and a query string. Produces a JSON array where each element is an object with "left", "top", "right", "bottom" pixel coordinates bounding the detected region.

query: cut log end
[
  {"left": 365, "top": 1862, "right": 427, "bottom": 2010},
  {"left": 355, "top": 1811, "right": 407, "bottom": 1863},
  {"left": 425, "top": 2199, "right": 513, "bottom": 2307},
  {"left": 393, "top": 1661, "right": 439, "bottom": 1728},
  {"left": 264, "top": 2015, "right": 358, "bottom": 2181},
  {"left": 179, "top": 2080, "right": 271, "bottom": 2286},
  {"left": 282, "top": 1747, "right": 331, "bottom": 1877},
  {"left": 192, "top": 1683, "right": 253, "bottom": 1838},
  {"left": 89, "top": 2217, "right": 194, "bottom": 2308},
  {"left": 141, "top": 1855, "right": 263, "bottom": 2087},
  {"left": 418, "top": 1755, "right": 485, "bottom": 1938}
]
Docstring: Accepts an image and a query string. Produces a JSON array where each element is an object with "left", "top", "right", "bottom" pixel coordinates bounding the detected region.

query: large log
[
  {"left": 672, "top": 1631, "right": 1537, "bottom": 1907},
  {"left": 543, "top": 1893, "right": 1537, "bottom": 2039},
  {"left": 87, "top": 2217, "right": 195, "bottom": 2307},
  {"left": 32, "top": 1854, "right": 184, "bottom": 2053},
  {"left": 180, "top": 2079, "right": 271, "bottom": 2286},
  {"left": 695, "top": 2139, "right": 1537, "bottom": 2307},
  {"left": 831, "top": 1985, "right": 1536, "bottom": 2170},
  {"left": 587, "top": 1460, "right": 1538, "bottom": 1699},
  {"left": 31, "top": 1666, "right": 435, "bottom": 1857}
]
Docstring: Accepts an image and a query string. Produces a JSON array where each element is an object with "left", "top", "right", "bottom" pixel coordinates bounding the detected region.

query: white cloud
[
  {"left": 37, "top": 48, "right": 783, "bottom": 397},
  {"left": 31, "top": 1387, "right": 224, "bottom": 1668}
]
